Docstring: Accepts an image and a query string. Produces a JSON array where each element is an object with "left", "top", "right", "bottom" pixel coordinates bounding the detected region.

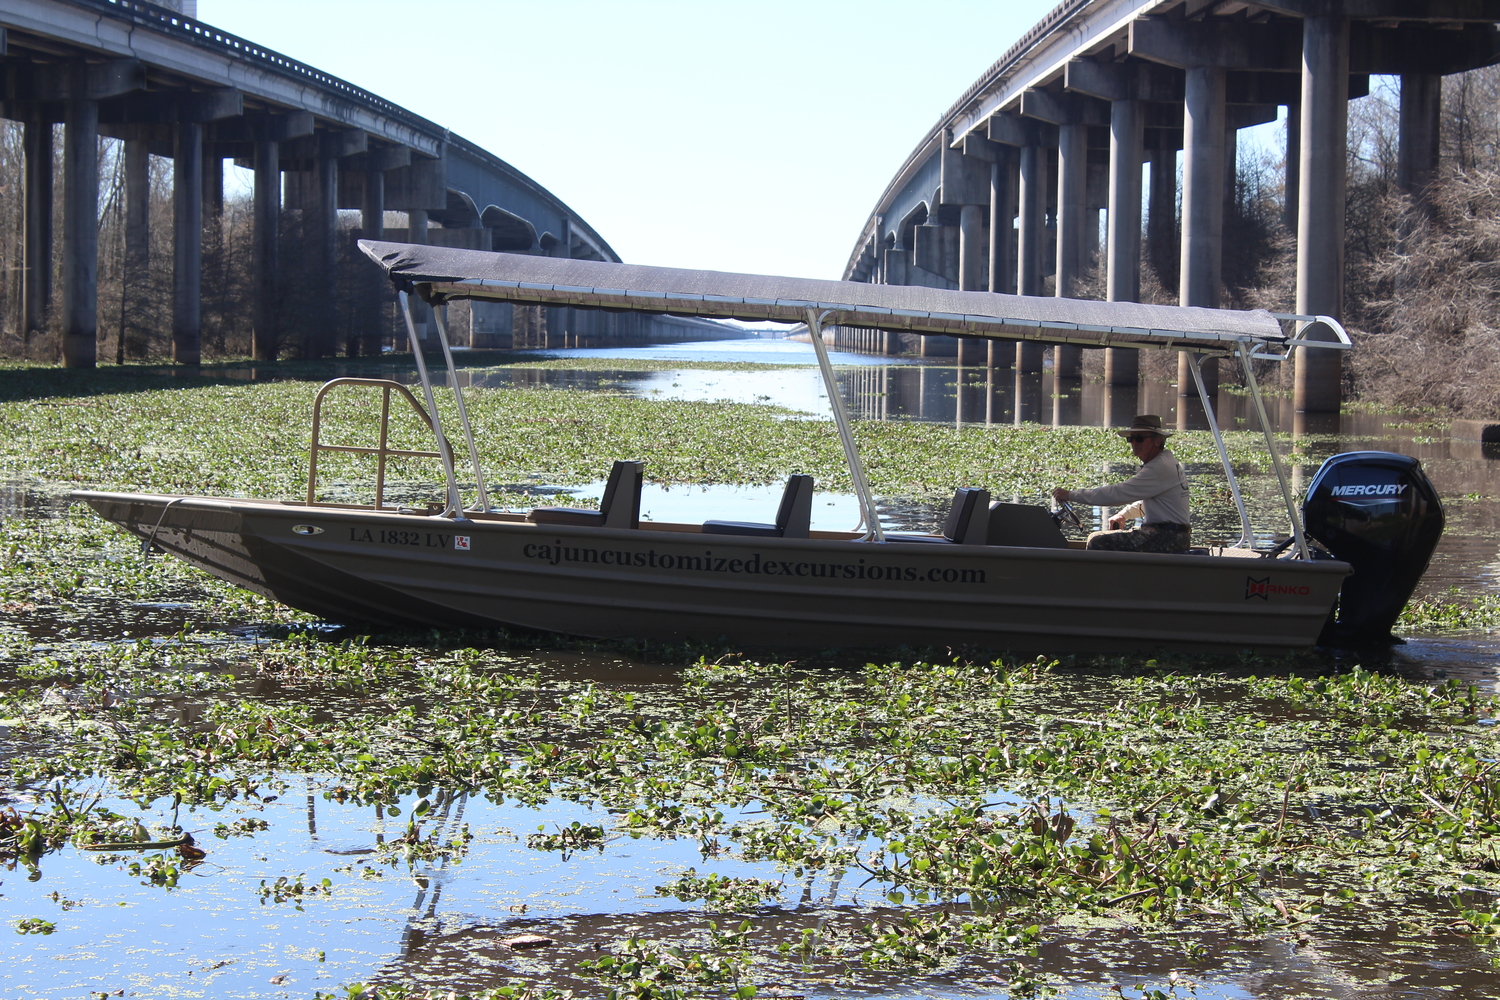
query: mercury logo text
[{"left": 1329, "top": 483, "right": 1407, "bottom": 497}]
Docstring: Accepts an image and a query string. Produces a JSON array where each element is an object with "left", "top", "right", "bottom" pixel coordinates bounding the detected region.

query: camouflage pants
[{"left": 1085, "top": 524, "right": 1191, "bottom": 553}]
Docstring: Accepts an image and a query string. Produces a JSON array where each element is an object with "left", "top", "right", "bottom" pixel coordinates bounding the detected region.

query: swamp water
[{"left": 3, "top": 342, "right": 1500, "bottom": 999}]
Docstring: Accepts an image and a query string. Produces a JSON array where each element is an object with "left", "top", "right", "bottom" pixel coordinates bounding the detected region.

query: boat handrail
[
  {"left": 806, "top": 308, "right": 884, "bottom": 542},
  {"left": 1238, "top": 341, "right": 1311, "bottom": 560},
  {"left": 430, "top": 304, "right": 492, "bottom": 512},
  {"left": 398, "top": 291, "right": 464, "bottom": 517},
  {"left": 1185, "top": 353, "right": 1254, "bottom": 549},
  {"left": 306, "top": 377, "right": 457, "bottom": 510}
]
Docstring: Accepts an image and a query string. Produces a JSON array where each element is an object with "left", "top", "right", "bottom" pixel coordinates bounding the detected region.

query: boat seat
[
  {"left": 985, "top": 502, "right": 1068, "bottom": 549},
  {"left": 528, "top": 460, "right": 644, "bottom": 529},
  {"left": 702, "top": 474, "right": 813, "bottom": 538},
  {"left": 886, "top": 487, "right": 991, "bottom": 544}
]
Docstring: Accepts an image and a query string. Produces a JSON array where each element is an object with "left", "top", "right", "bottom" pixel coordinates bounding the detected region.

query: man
[{"left": 1051, "top": 415, "right": 1191, "bottom": 553}]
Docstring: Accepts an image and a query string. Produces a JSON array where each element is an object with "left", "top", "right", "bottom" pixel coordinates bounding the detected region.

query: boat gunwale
[{"left": 70, "top": 490, "right": 1352, "bottom": 577}]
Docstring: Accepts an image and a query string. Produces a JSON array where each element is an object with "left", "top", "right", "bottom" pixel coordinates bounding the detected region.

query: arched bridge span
[
  {"left": 0, "top": 0, "right": 626, "bottom": 363},
  {"left": 845, "top": 0, "right": 1500, "bottom": 413}
]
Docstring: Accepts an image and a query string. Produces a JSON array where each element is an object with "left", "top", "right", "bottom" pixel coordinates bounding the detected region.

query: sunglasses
[{"left": 1126, "top": 434, "right": 1156, "bottom": 443}]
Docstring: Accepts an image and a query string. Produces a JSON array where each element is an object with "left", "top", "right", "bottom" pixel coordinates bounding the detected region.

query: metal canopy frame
[{"left": 376, "top": 241, "right": 1345, "bottom": 554}]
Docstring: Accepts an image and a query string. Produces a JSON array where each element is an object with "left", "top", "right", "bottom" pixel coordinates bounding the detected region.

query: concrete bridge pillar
[
  {"left": 22, "top": 119, "right": 54, "bottom": 344},
  {"left": 1016, "top": 140, "right": 1046, "bottom": 373},
  {"left": 1294, "top": 12, "right": 1350, "bottom": 413},
  {"left": 1284, "top": 101, "right": 1300, "bottom": 232},
  {"left": 172, "top": 121, "right": 204, "bottom": 364},
  {"left": 989, "top": 151, "right": 1017, "bottom": 295},
  {"left": 61, "top": 96, "right": 100, "bottom": 368},
  {"left": 123, "top": 140, "right": 150, "bottom": 360},
  {"left": 359, "top": 164, "right": 386, "bottom": 356},
  {"left": 957, "top": 203, "right": 986, "bottom": 364},
  {"left": 314, "top": 152, "right": 339, "bottom": 358},
  {"left": 1178, "top": 64, "right": 1225, "bottom": 400},
  {"left": 1105, "top": 96, "right": 1143, "bottom": 386},
  {"left": 1053, "top": 120, "right": 1087, "bottom": 377},
  {"left": 1147, "top": 146, "right": 1177, "bottom": 292},
  {"left": 204, "top": 148, "right": 224, "bottom": 227},
  {"left": 252, "top": 138, "right": 281, "bottom": 361},
  {"left": 1398, "top": 73, "right": 1441, "bottom": 195}
]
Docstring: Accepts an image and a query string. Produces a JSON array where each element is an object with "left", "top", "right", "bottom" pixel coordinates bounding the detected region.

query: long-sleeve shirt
[{"left": 1068, "top": 449, "right": 1190, "bottom": 526}]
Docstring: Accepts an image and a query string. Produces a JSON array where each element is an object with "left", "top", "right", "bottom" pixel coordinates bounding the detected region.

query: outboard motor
[{"left": 1302, "top": 451, "right": 1444, "bottom": 645}]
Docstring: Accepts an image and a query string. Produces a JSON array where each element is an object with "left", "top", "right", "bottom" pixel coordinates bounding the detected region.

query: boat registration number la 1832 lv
[{"left": 347, "top": 527, "right": 471, "bottom": 550}]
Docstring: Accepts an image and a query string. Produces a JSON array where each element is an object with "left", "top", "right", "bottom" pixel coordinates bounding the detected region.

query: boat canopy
[{"left": 359, "top": 240, "right": 1343, "bottom": 357}]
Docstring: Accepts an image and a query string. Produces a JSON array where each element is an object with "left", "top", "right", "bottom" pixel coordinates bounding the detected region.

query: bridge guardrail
[{"left": 87, "top": 0, "right": 446, "bottom": 140}]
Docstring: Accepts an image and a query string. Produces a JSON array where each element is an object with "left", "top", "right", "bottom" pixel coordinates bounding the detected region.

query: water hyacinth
[{"left": 2, "top": 358, "right": 1499, "bottom": 997}]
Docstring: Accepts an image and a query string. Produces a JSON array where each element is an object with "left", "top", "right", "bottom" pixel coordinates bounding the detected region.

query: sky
[{"left": 201, "top": 0, "right": 1060, "bottom": 280}]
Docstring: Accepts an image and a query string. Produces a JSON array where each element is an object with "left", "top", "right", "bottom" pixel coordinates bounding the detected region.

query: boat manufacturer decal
[
  {"left": 291, "top": 524, "right": 323, "bottom": 536},
  {"left": 1245, "top": 576, "right": 1312, "bottom": 600},
  {"left": 455, "top": 535, "right": 471, "bottom": 551},
  {"left": 1328, "top": 483, "right": 1407, "bottom": 497},
  {"left": 521, "top": 541, "right": 986, "bottom": 585}
]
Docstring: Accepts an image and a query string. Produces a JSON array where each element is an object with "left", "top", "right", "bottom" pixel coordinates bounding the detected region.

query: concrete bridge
[
  {"left": 841, "top": 0, "right": 1500, "bottom": 412},
  {"left": 0, "top": 0, "right": 724, "bottom": 365}
]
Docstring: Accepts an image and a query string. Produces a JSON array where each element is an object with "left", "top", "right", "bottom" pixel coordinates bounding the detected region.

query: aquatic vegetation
[
  {"left": 655, "top": 870, "right": 783, "bottom": 911},
  {"left": 5, "top": 632, "right": 1500, "bottom": 993},
  {"left": 0, "top": 366, "right": 1279, "bottom": 505},
  {"left": 1400, "top": 589, "right": 1500, "bottom": 633},
  {"left": 5, "top": 364, "right": 1500, "bottom": 996}
]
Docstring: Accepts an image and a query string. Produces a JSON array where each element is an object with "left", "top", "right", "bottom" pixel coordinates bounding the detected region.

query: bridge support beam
[
  {"left": 1178, "top": 64, "right": 1225, "bottom": 400},
  {"left": 1016, "top": 140, "right": 1046, "bottom": 373},
  {"left": 1284, "top": 101, "right": 1300, "bottom": 232},
  {"left": 173, "top": 121, "right": 204, "bottom": 365},
  {"left": 1106, "top": 97, "right": 1144, "bottom": 386},
  {"left": 252, "top": 138, "right": 280, "bottom": 361},
  {"left": 23, "top": 119, "right": 53, "bottom": 344},
  {"left": 1054, "top": 120, "right": 1088, "bottom": 377},
  {"left": 313, "top": 152, "right": 339, "bottom": 358},
  {"left": 957, "top": 204, "right": 986, "bottom": 364},
  {"left": 1147, "top": 147, "right": 1176, "bottom": 292},
  {"left": 122, "top": 140, "right": 149, "bottom": 363},
  {"left": 1399, "top": 73, "right": 1441, "bottom": 195},
  {"left": 1294, "top": 12, "right": 1350, "bottom": 414},
  {"left": 62, "top": 97, "right": 99, "bottom": 368},
  {"left": 204, "top": 147, "right": 224, "bottom": 224},
  {"left": 359, "top": 163, "right": 386, "bottom": 356},
  {"left": 989, "top": 151, "right": 1016, "bottom": 296}
]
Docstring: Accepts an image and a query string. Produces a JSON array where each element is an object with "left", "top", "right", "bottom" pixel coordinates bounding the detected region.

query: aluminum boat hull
[{"left": 74, "top": 491, "right": 1350, "bottom": 652}]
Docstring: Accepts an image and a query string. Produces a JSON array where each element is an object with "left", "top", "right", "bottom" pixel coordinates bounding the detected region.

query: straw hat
[{"left": 1117, "top": 414, "right": 1173, "bottom": 438}]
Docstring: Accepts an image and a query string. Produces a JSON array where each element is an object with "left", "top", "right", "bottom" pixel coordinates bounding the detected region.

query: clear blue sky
[{"left": 202, "top": 1, "right": 1058, "bottom": 279}]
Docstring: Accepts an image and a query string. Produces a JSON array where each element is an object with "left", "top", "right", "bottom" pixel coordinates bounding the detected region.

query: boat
[{"left": 73, "top": 241, "right": 1445, "bottom": 652}]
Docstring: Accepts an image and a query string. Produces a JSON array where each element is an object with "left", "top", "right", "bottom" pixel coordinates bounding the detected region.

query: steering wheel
[{"left": 1052, "top": 498, "right": 1083, "bottom": 531}]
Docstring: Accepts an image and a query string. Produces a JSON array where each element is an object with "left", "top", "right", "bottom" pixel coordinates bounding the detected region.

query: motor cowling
[{"left": 1302, "top": 451, "right": 1444, "bottom": 645}]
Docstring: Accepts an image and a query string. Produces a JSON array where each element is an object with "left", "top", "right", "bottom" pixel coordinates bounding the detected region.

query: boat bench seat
[
  {"left": 703, "top": 474, "right": 813, "bottom": 538},
  {"left": 885, "top": 487, "right": 991, "bottom": 544},
  {"left": 985, "top": 502, "right": 1068, "bottom": 548},
  {"left": 528, "top": 460, "right": 644, "bottom": 529}
]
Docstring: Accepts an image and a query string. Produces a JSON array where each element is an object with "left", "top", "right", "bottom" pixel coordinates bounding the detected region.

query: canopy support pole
[
  {"left": 806, "top": 309, "right": 883, "bottom": 542},
  {"left": 1238, "top": 341, "right": 1309, "bottom": 559},
  {"left": 1186, "top": 352, "right": 1253, "bottom": 548},
  {"left": 398, "top": 289, "right": 462, "bottom": 517},
  {"left": 431, "top": 304, "right": 491, "bottom": 512}
]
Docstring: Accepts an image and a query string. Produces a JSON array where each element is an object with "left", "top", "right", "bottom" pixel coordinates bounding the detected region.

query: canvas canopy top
[{"left": 359, "top": 240, "right": 1346, "bottom": 357}]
